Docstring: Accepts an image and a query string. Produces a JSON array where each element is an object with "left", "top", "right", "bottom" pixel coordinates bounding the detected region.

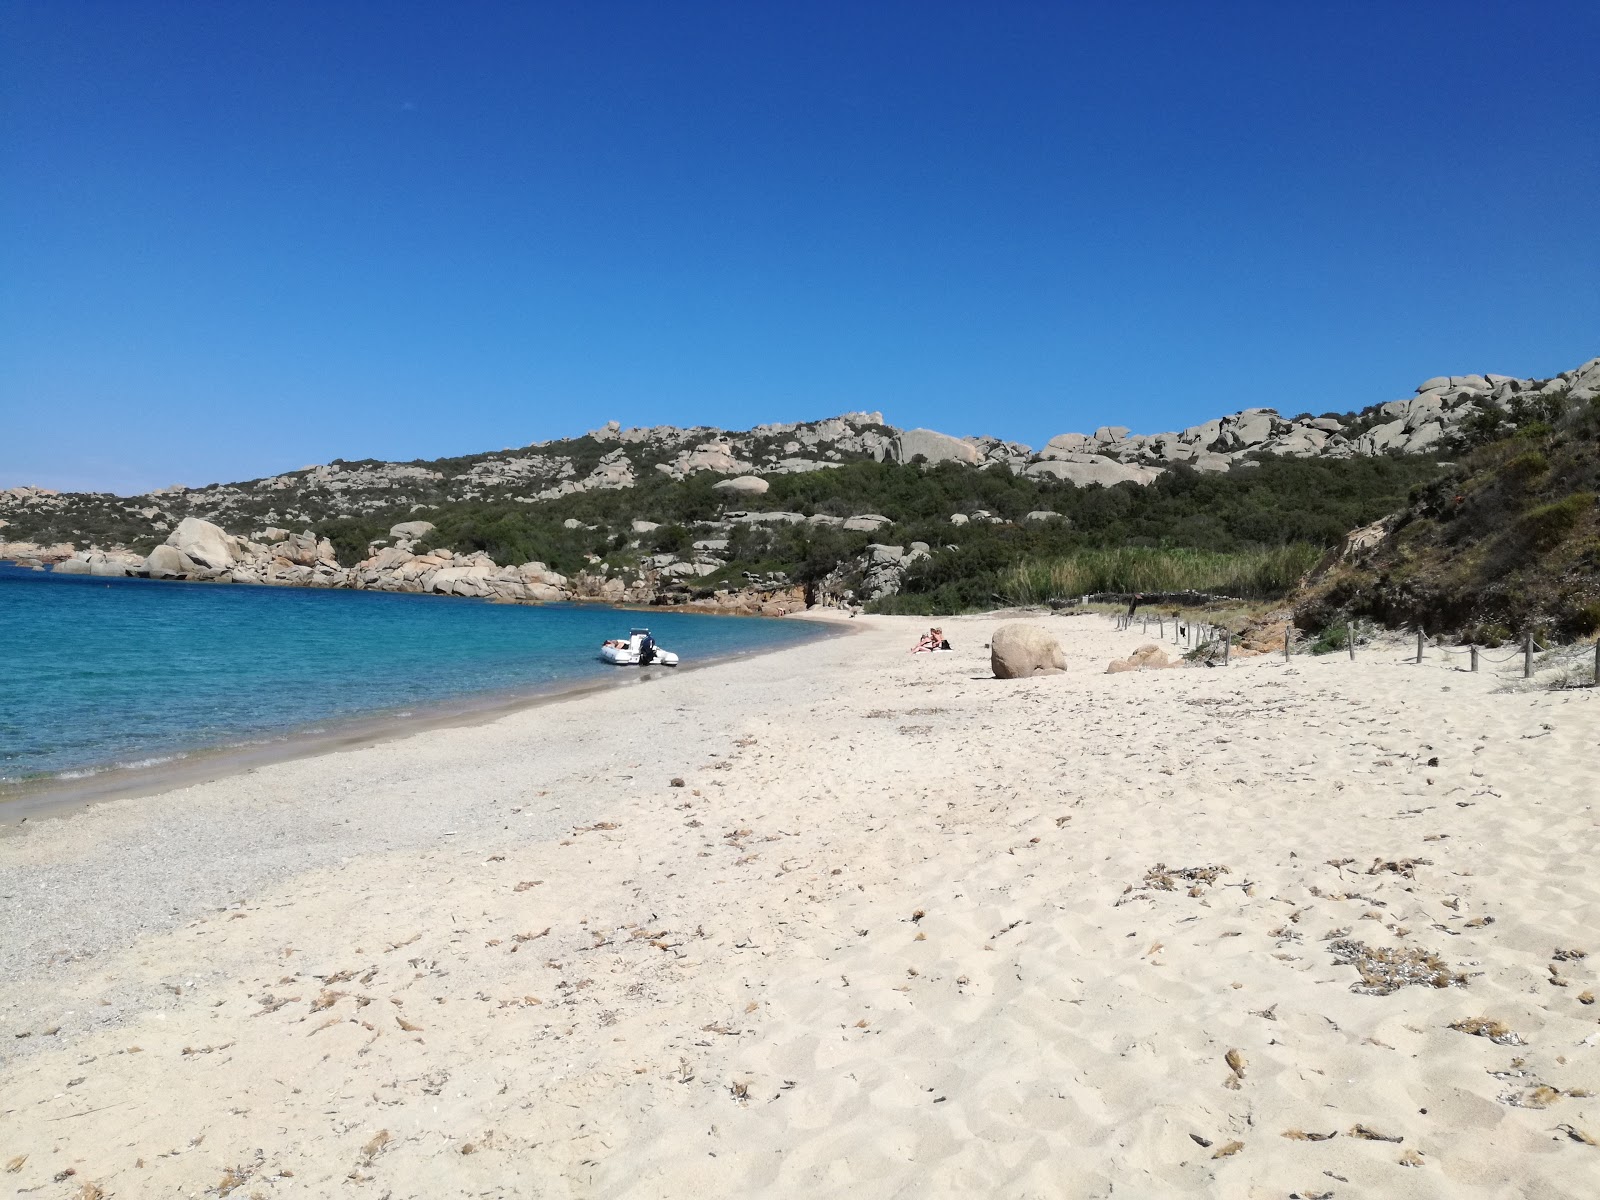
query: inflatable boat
[{"left": 599, "top": 628, "right": 679, "bottom": 666}]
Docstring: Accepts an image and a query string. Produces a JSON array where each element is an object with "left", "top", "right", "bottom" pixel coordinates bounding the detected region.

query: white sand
[{"left": 2, "top": 612, "right": 1597, "bottom": 1198}]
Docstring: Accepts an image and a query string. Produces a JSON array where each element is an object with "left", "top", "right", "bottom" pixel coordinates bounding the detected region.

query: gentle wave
[{"left": 55, "top": 752, "right": 191, "bottom": 780}]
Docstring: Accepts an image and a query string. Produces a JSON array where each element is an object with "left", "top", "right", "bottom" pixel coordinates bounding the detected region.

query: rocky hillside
[
  {"left": 2, "top": 357, "right": 1593, "bottom": 613},
  {"left": 1295, "top": 380, "right": 1600, "bottom": 641}
]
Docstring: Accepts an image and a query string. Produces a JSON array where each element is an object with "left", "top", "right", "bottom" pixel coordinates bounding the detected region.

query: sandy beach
[{"left": 2, "top": 611, "right": 1596, "bottom": 1198}]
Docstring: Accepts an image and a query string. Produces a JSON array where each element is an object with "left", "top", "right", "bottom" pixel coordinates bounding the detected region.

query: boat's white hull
[{"left": 600, "top": 645, "right": 679, "bottom": 666}]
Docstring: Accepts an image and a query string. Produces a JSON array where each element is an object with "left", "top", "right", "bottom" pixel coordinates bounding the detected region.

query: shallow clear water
[{"left": 0, "top": 564, "right": 824, "bottom": 783}]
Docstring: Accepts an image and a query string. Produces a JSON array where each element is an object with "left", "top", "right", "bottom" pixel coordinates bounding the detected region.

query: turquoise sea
[{"left": 0, "top": 564, "right": 825, "bottom": 786}]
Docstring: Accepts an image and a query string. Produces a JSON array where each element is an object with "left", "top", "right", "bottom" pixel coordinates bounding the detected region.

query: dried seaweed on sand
[
  {"left": 1448, "top": 1017, "right": 1524, "bottom": 1045},
  {"left": 1125, "top": 863, "right": 1231, "bottom": 903},
  {"left": 1327, "top": 939, "right": 1465, "bottom": 995}
]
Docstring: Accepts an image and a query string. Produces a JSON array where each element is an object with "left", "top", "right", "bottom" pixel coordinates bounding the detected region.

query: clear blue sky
[{"left": 3, "top": 1, "right": 1596, "bottom": 494}]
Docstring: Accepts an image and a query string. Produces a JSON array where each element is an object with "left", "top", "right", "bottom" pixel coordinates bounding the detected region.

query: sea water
[{"left": 0, "top": 564, "right": 826, "bottom": 785}]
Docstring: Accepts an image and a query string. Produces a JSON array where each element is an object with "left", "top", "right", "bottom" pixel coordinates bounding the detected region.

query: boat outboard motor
[{"left": 639, "top": 632, "right": 656, "bottom": 665}]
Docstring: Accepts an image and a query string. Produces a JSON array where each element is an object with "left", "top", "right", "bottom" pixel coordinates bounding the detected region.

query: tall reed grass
[{"left": 1000, "top": 544, "right": 1320, "bottom": 604}]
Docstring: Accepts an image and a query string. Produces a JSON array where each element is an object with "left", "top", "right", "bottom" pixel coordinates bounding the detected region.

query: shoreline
[
  {"left": 0, "top": 608, "right": 854, "bottom": 828},
  {"left": 3, "top": 611, "right": 1595, "bottom": 1197}
]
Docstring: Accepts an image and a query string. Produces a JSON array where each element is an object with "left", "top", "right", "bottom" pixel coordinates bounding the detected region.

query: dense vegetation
[
  {"left": 1296, "top": 389, "right": 1600, "bottom": 640},
  {"left": 5, "top": 450, "right": 1444, "bottom": 613},
  {"left": 999, "top": 545, "right": 1322, "bottom": 606},
  {"left": 865, "top": 455, "right": 1440, "bottom": 613},
  {"left": 393, "top": 453, "right": 1440, "bottom": 610}
]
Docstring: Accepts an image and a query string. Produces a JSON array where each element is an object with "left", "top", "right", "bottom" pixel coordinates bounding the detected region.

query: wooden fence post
[
  {"left": 1415, "top": 629, "right": 1424, "bottom": 664},
  {"left": 1284, "top": 628, "right": 1292, "bottom": 661},
  {"left": 1223, "top": 631, "right": 1231, "bottom": 665},
  {"left": 1524, "top": 633, "right": 1534, "bottom": 679},
  {"left": 1346, "top": 622, "right": 1355, "bottom": 660},
  {"left": 1470, "top": 646, "right": 1479, "bottom": 673}
]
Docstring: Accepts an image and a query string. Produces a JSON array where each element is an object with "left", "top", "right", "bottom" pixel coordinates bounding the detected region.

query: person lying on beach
[{"left": 911, "top": 628, "right": 953, "bottom": 653}]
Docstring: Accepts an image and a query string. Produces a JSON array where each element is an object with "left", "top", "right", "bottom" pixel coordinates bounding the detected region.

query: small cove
[{"left": 0, "top": 563, "right": 829, "bottom": 792}]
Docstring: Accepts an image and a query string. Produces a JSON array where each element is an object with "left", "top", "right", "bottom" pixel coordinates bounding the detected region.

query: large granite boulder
[
  {"left": 713, "top": 475, "right": 770, "bottom": 496},
  {"left": 166, "top": 517, "right": 238, "bottom": 569},
  {"left": 389, "top": 520, "right": 435, "bottom": 541},
  {"left": 1228, "top": 410, "right": 1278, "bottom": 446},
  {"left": 1038, "top": 432, "right": 1094, "bottom": 457},
  {"left": 843, "top": 513, "right": 891, "bottom": 531},
  {"left": 895, "top": 429, "right": 981, "bottom": 466},
  {"left": 991, "top": 622, "right": 1068, "bottom": 679},
  {"left": 858, "top": 544, "right": 907, "bottom": 600},
  {"left": 143, "top": 544, "right": 193, "bottom": 577},
  {"left": 52, "top": 557, "right": 92, "bottom": 575},
  {"left": 731, "top": 511, "right": 805, "bottom": 525},
  {"left": 1022, "top": 458, "right": 1162, "bottom": 487},
  {"left": 1356, "top": 419, "right": 1407, "bottom": 455},
  {"left": 1403, "top": 421, "right": 1445, "bottom": 453},
  {"left": 677, "top": 443, "right": 751, "bottom": 475}
]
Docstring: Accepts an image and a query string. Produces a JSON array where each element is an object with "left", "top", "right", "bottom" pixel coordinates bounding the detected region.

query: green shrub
[
  {"left": 648, "top": 524, "right": 694, "bottom": 556},
  {"left": 998, "top": 544, "right": 1321, "bottom": 605},
  {"left": 1502, "top": 450, "right": 1549, "bottom": 483},
  {"left": 1569, "top": 602, "right": 1600, "bottom": 636},
  {"left": 1519, "top": 493, "right": 1595, "bottom": 550}
]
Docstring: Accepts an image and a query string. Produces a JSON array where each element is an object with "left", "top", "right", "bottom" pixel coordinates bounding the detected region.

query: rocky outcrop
[
  {"left": 6, "top": 357, "right": 1598, "bottom": 621},
  {"left": 0, "top": 539, "right": 76, "bottom": 565},
  {"left": 166, "top": 517, "right": 239, "bottom": 569},
  {"left": 820, "top": 541, "right": 933, "bottom": 604},
  {"left": 713, "top": 476, "right": 769, "bottom": 496},
  {"left": 1022, "top": 457, "right": 1164, "bottom": 487},
  {"left": 842, "top": 514, "right": 891, "bottom": 531},
  {"left": 143, "top": 544, "right": 192, "bottom": 577},
  {"left": 894, "top": 429, "right": 982, "bottom": 466},
  {"left": 9, "top": 359, "right": 1595, "bottom": 552},
  {"left": 52, "top": 549, "right": 145, "bottom": 577},
  {"left": 991, "top": 623, "right": 1068, "bottom": 678}
]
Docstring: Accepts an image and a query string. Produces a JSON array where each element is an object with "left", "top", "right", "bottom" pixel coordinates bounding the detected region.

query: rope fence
[{"left": 1106, "top": 609, "right": 1600, "bottom": 685}]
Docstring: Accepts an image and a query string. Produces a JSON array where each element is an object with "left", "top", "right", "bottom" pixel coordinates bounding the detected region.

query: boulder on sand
[
  {"left": 1107, "top": 644, "right": 1174, "bottom": 673},
  {"left": 990, "top": 622, "right": 1068, "bottom": 679}
]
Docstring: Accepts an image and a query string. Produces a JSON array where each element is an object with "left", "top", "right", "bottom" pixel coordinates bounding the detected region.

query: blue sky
[{"left": 3, "top": 1, "right": 1597, "bottom": 494}]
